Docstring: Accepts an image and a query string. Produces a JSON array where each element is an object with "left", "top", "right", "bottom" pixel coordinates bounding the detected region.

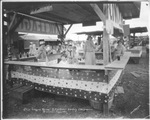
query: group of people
[
  {"left": 83, "top": 35, "right": 126, "bottom": 65},
  {"left": 30, "top": 35, "right": 125, "bottom": 65},
  {"left": 34, "top": 39, "right": 79, "bottom": 64}
]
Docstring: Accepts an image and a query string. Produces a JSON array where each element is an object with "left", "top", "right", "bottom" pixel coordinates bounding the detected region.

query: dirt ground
[{"left": 2, "top": 46, "right": 149, "bottom": 119}]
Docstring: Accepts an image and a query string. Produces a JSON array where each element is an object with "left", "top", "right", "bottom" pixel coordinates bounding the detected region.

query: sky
[{"left": 65, "top": 1, "right": 150, "bottom": 41}]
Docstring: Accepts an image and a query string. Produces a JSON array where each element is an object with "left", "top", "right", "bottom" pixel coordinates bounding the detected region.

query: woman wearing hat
[
  {"left": 115, "top": 40, "right": 125, "bottom": 60},
  {"left": 36, "top": 39, "right": 47, "bottom": 62},
  {"left": 84, "top": 35, "right": 96, "bottom": 65}
]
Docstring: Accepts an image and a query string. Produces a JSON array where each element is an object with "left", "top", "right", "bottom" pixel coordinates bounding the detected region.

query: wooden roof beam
[
  {"left": 76, "top": 3, "right": 94, "bottom": 15},
  {"left": 90, "top": 4, "right": 106, "bottom": 22},
  {"left": 36, "top": 12, "right": 75, "bottom": 24},
  {"left": 6, "top": 11, "right": 61, "bottom": 24},
  {"left": 64, "top": 24, "right": 73, "bottom": 36}
]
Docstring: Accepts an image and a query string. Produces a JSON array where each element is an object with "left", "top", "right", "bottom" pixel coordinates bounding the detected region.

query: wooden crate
[{"left": 10, "top": 85, "right": 34, "bottom": 104}]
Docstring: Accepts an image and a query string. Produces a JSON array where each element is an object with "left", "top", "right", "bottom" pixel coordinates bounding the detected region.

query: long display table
[{"left": 4, "top": 52, "right": 130, "bottom": 113}]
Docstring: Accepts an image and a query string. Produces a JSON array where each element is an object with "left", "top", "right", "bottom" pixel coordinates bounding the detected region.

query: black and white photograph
[{"left": 1, "top": 0, "right": 149, "bottom": 119}]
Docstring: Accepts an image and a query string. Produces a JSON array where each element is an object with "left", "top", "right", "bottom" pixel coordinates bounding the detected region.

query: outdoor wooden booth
[
  {"left": 130, "top": 27, "right": 148, "bottom": 46},
  {"left": 127, "top": 27, "right": 148, "bottom": 64},
  {"left": 3, "top": 1, "right": 141, "bottom": 114}
]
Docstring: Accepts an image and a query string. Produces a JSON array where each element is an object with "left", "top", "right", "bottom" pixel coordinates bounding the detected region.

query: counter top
[
  {"left": 105, "top": 52, "right": 131, "bottom": 70},
  {"left": 4, "top": 60, "right": 105, "bottom": 70},
  {"left": 4, "top": 52, "right": 131, "bottom": 70}
]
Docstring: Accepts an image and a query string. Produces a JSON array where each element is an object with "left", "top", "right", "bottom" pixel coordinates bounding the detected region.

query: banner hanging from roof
[{"left": 10, "top": 15, "right": 63, "bottom": 35}]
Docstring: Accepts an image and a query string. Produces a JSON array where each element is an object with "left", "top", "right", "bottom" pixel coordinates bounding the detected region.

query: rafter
[
  {"left": 64, "top": 24, "right": 73, "bottom": 36},
  {"left": 90, "top": 4, "right": 106, "bottom": 22}
]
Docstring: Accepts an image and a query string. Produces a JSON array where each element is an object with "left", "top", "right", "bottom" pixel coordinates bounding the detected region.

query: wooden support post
[
  {"left": 62, "top": 24, "right": 64, "bottom": 42},
  {"left": 103, "top": 4, "right": 112, "bottom": 115},
  {"left": 90, "top": 3, "right": 110, "bottom": 66},
  {"left": 7, "top": 12, "right": 17, "bottom": 34},
  {"left": 133, "top": 33, "right": 135, "bottom": 46},
  {"left": 8, "top": 65, "right": 13, "bottom": 88},
  {"left": 56, "top": 23, "right": 62, "bottom": 35},
  {"left": 104, "top": 69, "right": 109, "bottom": 83},
  {"left": 5, "top": 13, "right": 11, "bottom": 58},
  {"left": 103, "top": 102, "right": 109, "bottom": 115},
  {"left": 6, "top": 14, "right": 24, "bottom": 61},
  {"left": 91, "top": 4, "right": 110, "bottom": 114},
  {"left": 6, "top": 13, "right": 17, "bottom": 60},
  {"left": 9, "top": 15, "right": 24, "bottom": 33},
  {"left": 103, "top": 4, "right": 112, "bottom": 66},
  {"left": 103, "top": 28, "right": 110, "bottom": 65},
  {"left": 104, "top": 69, "right": 109, "bottom": 115},
  {"left": 57, "top": 24, "right": 65, "bottom": 42}
]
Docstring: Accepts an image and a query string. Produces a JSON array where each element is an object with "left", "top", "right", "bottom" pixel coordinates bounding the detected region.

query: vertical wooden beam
[
  {"left": 8, "top": 65, "right": 13, "bottom": 87},
  {"left": 103, "top": 27, "right": 110, "bottom": 65},
  {"left": 103, "top": 102, "right": 109, "bottom": 115},
  {"left": 6, "top": 14, "right": 24, "bottom": 61},
  {"left": 103, "top": 4, "right": 112, "bottom": 66},
  {"left": 61, "top": 24, "right": 65, "bottom": 42},
  {"left": 103, "top": 4, "right": 112, "bottom": 115},
  {"left": 7, "top": 12, "right": 17, "bottom": 33},
  {"left": 56, "top": 23, "right": 65, "bottom": 42},
  {"left": 91, "top": 3, "right": 110, "bottom": 115},
  {"left": 56, "top": 23, "right": 62, "bottom": 35},
  {"left": 90, "top": 4, "right": 110, "bottom": 66},
  {"left": 6, "top": 13, "right": 13, "bottom": 60},
  {"left": 9, "top": 15, "right": 24, "bottom": 34},
  {"left": 133, "top": 33, "right": 135, "bottom": 46}
]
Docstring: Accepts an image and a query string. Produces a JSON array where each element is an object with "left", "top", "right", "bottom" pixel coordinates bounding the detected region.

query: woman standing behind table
[
  {"left": 36, "top": 39, "right": 47, "bottom": 62},
  {"left": 84, "top": 35, "right": 96, "bottom": 65}
]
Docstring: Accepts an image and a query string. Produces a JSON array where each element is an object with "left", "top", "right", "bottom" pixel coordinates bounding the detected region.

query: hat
[{"left": 39, "top": 39, "right": 45, "bottom": 45}]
